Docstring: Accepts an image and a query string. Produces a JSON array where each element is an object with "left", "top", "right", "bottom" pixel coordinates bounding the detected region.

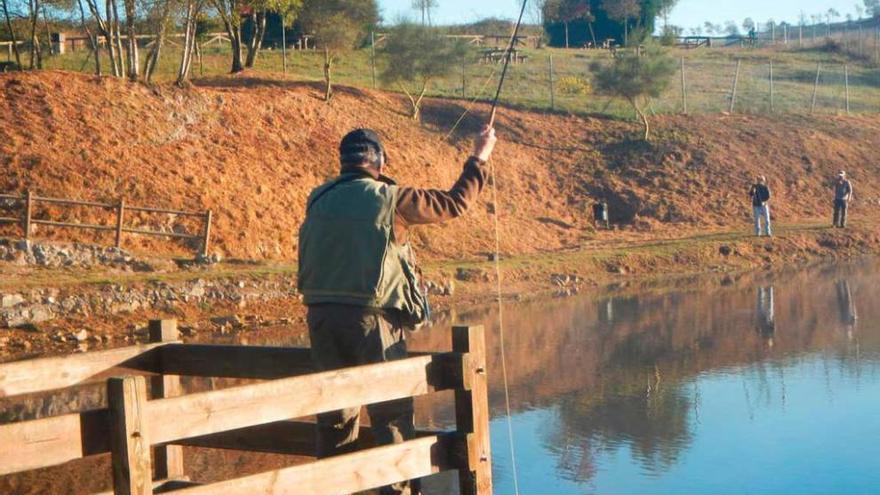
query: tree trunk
[
  {"left": 244, "top": 10, "right": 266, "bottom": 68},
  {"left": 1, "top": 0, "right": 22, "bottom": 68},
  {"left": 144, "top": 0, "right": 173, "bottom": 83},
  {"left": 77, "top": 0, "right": 100, "bottom": 75},
  {"left": 85, "top": 0, "right": 119, "bottom": 76},
  {"left": 176, "top": 0, "right": 198, "bottom": 86},
  {"left": 109, "top": 0, "right": 126, "bottom": 76},
  {"left": 41, "top": 1, "right": 52, "bottom": 55},
  {"left": 28, "top": 0, "right": 41, "bottom": 69},
  {"left": 624, "top": 22, "right": 629, "bottom": 46},
  {"left": 630, "top": 97, "right": 650, "bottom": 140},
  {"left": 323, "top": 47, "right": 332, "bottom": 101},
  {"left": 564, "top": 21, "right": 569, "bottom": 48},
  {"left": 123, "top": 0, "right": 138, "bottom": 80}
]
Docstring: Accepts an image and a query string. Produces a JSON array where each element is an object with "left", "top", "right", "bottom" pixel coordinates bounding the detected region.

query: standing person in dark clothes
[
  {"left": 833, "top": 171, "right": 854, "bottom": 228},
  {"left": 748, "top": 176, "right": 772, "bottom": 237},
  {"left": 297, "top": 126, "right": 497, "bottom": 495}
]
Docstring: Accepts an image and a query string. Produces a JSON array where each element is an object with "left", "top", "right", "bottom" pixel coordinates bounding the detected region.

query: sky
[{"left": 378, "top": 0, "right": 866, "bottom": 29}]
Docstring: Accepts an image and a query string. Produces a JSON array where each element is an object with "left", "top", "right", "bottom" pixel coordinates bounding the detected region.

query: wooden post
[
  {"left": 148, "top": 320, "right": 184, "bottom": 481},
  {"left": 769, "top": 60, "right": 774, "bottom": 113},
  {"left": 680, "top": 57, "right": 687, "bottom": 114},
  {"left": 810, "top": 63, "right": 821, "bottom": 114},
  {"left": 729, "top": 60, "right": 741, "bottom": 113},
  {"left": 548, "top": 54, "right": 554, "bottom": 111},
  {"left": 799, "top": 24, "right": 803, "bottom": 47},
  {"left": 281, "top": 23, "right": 287, "bottom": 74},
  {"left": 108, "top": 375, "right": 153, "bottom": 495},
  {"left": 452, "top": 325, "right": 492, "bottom": 495},
  {"left": 844, "top": 64, "right": 850, "bottom": 115},
  {"left": 115, "top": 199, "right": 125, "bottom": 248},
  {"left": 370, "top": 31, "right": 376, "bottom": 89},
  {"left": 200, "top": 210, "right": 212, "bottom": 258},
  {"left": 461, "top": 55, "right": 467, "bottom": 98},
  {"left": 23, "top": 190, "right": 32, "bottom": 240}
]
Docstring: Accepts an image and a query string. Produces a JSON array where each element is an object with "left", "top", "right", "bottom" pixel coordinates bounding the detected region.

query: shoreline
[{"left": 1, "top": 219, "right": 877, "bottom": 362}]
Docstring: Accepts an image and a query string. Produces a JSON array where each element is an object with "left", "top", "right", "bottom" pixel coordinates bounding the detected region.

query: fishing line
[{"left": 485, "top": 1, "right": 529, "bottom": 494}]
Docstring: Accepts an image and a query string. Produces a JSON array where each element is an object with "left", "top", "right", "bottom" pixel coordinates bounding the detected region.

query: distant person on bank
[
  {"left": 833, "top": 171, "right": 854, "bottom": 228},
  {"left": 297, "top": 126, "right": 497, "bottom": 495},
  {"left": 748, "top": 176, "right": 772, "bottom": 237}
]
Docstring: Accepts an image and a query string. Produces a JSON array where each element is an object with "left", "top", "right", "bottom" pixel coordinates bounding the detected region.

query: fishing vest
[{"left": 297, "top": 174, "right": 430, "bottom": 327}]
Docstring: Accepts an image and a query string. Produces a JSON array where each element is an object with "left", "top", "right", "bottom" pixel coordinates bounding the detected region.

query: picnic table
[{"left": 480, "top": 48, "right": 528, "bottom": 65}]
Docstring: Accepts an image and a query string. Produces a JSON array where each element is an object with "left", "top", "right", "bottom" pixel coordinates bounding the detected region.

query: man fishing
[
  {"left": 297, "top": 126, "right": 497, "bottom": 495},
  {"left": 832, "top": 171, "right": 854, "bottom": 228}
]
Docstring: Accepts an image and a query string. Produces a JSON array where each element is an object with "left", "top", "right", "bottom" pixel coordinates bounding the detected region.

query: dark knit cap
[{"left": 339, "top": 128, "right": 386, "bottom": 160}]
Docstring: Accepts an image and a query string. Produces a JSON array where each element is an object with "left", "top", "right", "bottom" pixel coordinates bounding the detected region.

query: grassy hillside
[
  {"left": 1, "top": 70, "right": 879, "bottom": 262},
  {"left": 42, "top": 42, "right": 880, "bottom": 118}
]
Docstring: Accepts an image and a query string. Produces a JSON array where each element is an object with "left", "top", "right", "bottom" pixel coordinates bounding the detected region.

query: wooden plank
[
  {"left": 147, "top": 353, "right": 458, "bottom": 445},
  {"left": 452, "top": 326, "right": 492, "bottom": 495},
  {"left": 176, "top": 419, "right": 442, "bottom": 456},
  {"left": 0, "top": 343, "right": 163, "bottom": 398},
  {"left": 171, "top": 434, "right": 453, "bottom": 495},
  {"left": 157, "top": 344, "right": 314, "bottom": 379},
  {"left": 108, "top": 376, "right": 154, "bottom": 495},
  {"left": 0, "top": 409, "right": 109, "bottom": 475},
  {"left": 149, "top": 320, "right": 185, "bottom": 481}
]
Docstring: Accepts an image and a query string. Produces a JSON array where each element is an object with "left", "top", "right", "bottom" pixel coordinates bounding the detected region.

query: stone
[
  {"left": 455, "top": 267, "right": 490, "bottom": 283},
  {"left": 719, "top": 245, "right": 733, "bottom": 256},
  {"left": 211, "top": 315, "right": 243, "bottom": 328},
  {"left": 1, "top": 294, "right": 25, "bottom": 308},
  {"left": 73, "top": 329, "right": 89, "bottom": 342}
]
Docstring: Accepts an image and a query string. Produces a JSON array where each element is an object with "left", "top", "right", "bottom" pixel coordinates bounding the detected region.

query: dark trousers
[
  {"left": 307, "top": 304, "right": 418, "bottom": 495},
  {"left": 833, "top": 199, "right": 848, "bottom": 227}
]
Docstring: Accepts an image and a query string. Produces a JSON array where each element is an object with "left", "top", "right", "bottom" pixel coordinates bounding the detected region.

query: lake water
[
  {"left": 412, "top": 259, "right": 880, "bottom": 495},
  {"left": 3, "top": 260, "right": 879, "bottom": 495}
]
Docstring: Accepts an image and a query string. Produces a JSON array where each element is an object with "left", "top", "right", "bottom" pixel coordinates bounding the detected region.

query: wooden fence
[
  {"left": 0, "top": 320, "right": 492, "bottom": 495},
  {"left": 0, "top": 191, "right": 212, "bottom": 257}
]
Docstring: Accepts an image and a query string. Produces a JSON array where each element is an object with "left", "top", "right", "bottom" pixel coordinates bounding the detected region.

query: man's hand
[{"left": 473, "top": 126, "right": 497, "bottom": 162}]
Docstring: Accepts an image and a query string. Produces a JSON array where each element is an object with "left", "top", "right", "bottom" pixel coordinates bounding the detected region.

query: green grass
[{"left": 39, "top": 40, "right": 880, "bottom": 119}]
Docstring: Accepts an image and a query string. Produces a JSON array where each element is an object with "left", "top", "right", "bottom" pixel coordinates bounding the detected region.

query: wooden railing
[
  {"left": 0, "top": 320, "right": 492, "bottom": 495},
  {"left": 0, "top": 191, "right": 212, "bottom": 257}
]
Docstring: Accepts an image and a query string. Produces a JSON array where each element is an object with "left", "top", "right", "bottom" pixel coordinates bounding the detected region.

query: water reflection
[{"left": 411, "top": 259, "right": 880, "bottom": 495}]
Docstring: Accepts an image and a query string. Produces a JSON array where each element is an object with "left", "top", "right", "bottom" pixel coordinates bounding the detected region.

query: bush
[{"left": 557, "top": 76, "right": 592, "bottom": 95}]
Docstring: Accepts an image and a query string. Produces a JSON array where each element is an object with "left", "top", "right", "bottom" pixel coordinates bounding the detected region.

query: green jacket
[{"left": 297, "top": 173, "right": 429, "bottom": 325}]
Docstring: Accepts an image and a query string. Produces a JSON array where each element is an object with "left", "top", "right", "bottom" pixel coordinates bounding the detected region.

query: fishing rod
[{"left": 488, "top": 0, "right": 530, "bottom": 127}]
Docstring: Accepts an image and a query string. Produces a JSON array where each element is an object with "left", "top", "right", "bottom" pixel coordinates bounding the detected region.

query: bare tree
[
  {"left": 602, "top": 0, "right": 640, "bottom": 46},
  {"left": 212, "top": 0, "right": 244, "bottom": 72},
  {"left": 143, "top": 0, "right": 177, "bottom": 83},
  {"left": 301, "top": 0, "right": 377, "bottom": 101},
  {"left": 76, "top": 0, "right": 100, "bottom": 74},
  {"left": 411, "top": 0, "right": 436, "bottom": 26},
  {"left": 1, "top": 0, "right": 22, "bottom": 67},
  {"left": 176, "top": 0, "right": 202, "bottom": 85}
]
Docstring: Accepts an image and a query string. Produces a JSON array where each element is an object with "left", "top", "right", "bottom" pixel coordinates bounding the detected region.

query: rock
[
  {"left": 455, "top": 268, "right": 490, "bottom": 283},
  {"left": 487, "top": 253, "right": 500, "bottom": 262},
  {"left": 73, "top": 329, "right": 89, "bottom": 342},
  {"left": 211, "top": 315, "right": 242, "bottom": 328},
  {"left": 1, "top": 294, "right": 25, "bottom": 308},
  {"left": 719, "top": 245, "right": 733, "bottom": 256}
]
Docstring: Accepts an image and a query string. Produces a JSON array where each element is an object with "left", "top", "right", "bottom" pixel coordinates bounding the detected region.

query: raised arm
[{"left": 396, "top": 127, "right": 497, "bottom": 226}]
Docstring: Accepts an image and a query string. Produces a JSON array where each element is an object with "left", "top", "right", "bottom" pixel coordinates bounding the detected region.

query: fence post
[
  {"left": 769, "top": 60, "right": 774, "bottom": 113},
  {"left": 108, "top": 375, "right": 153, "bottom": 495},
  {"left": 810, "top": 63, "right": 821, "bottom": 114},
  {"left": 370, "top": 31, "right": 376, "bottom": 89},
  {"left": 680, "top": 57, "right": 687, "bottom": 114},
  {"left": 281, "top": 24, "right": 287, "bottom": 74},
  {"left": 844, "top": 64, "right": 850, "bottom": 115},
  {"left": 115, "top": 199, "right": 125, "bottom": 248},
  {"left": 452, "top": 325, "right": 492, "bottom": 495},
  {"left": 461, "top": 54, "right": 467, "bottom": 98},
  {"left": 23, "top": 190, "right": 32, "bottom": 240},
  {"left": 200, "top": 210, "right": 212, "bottom": 258},
  {"left": 729, "top": 60, "right": 741, "bottom": 113},
  {"left": 148, "top": 320, "right": 184, "bottom": 481},
  {"left": 548, "top": 54, "right": 555, "bottom": 111}
]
